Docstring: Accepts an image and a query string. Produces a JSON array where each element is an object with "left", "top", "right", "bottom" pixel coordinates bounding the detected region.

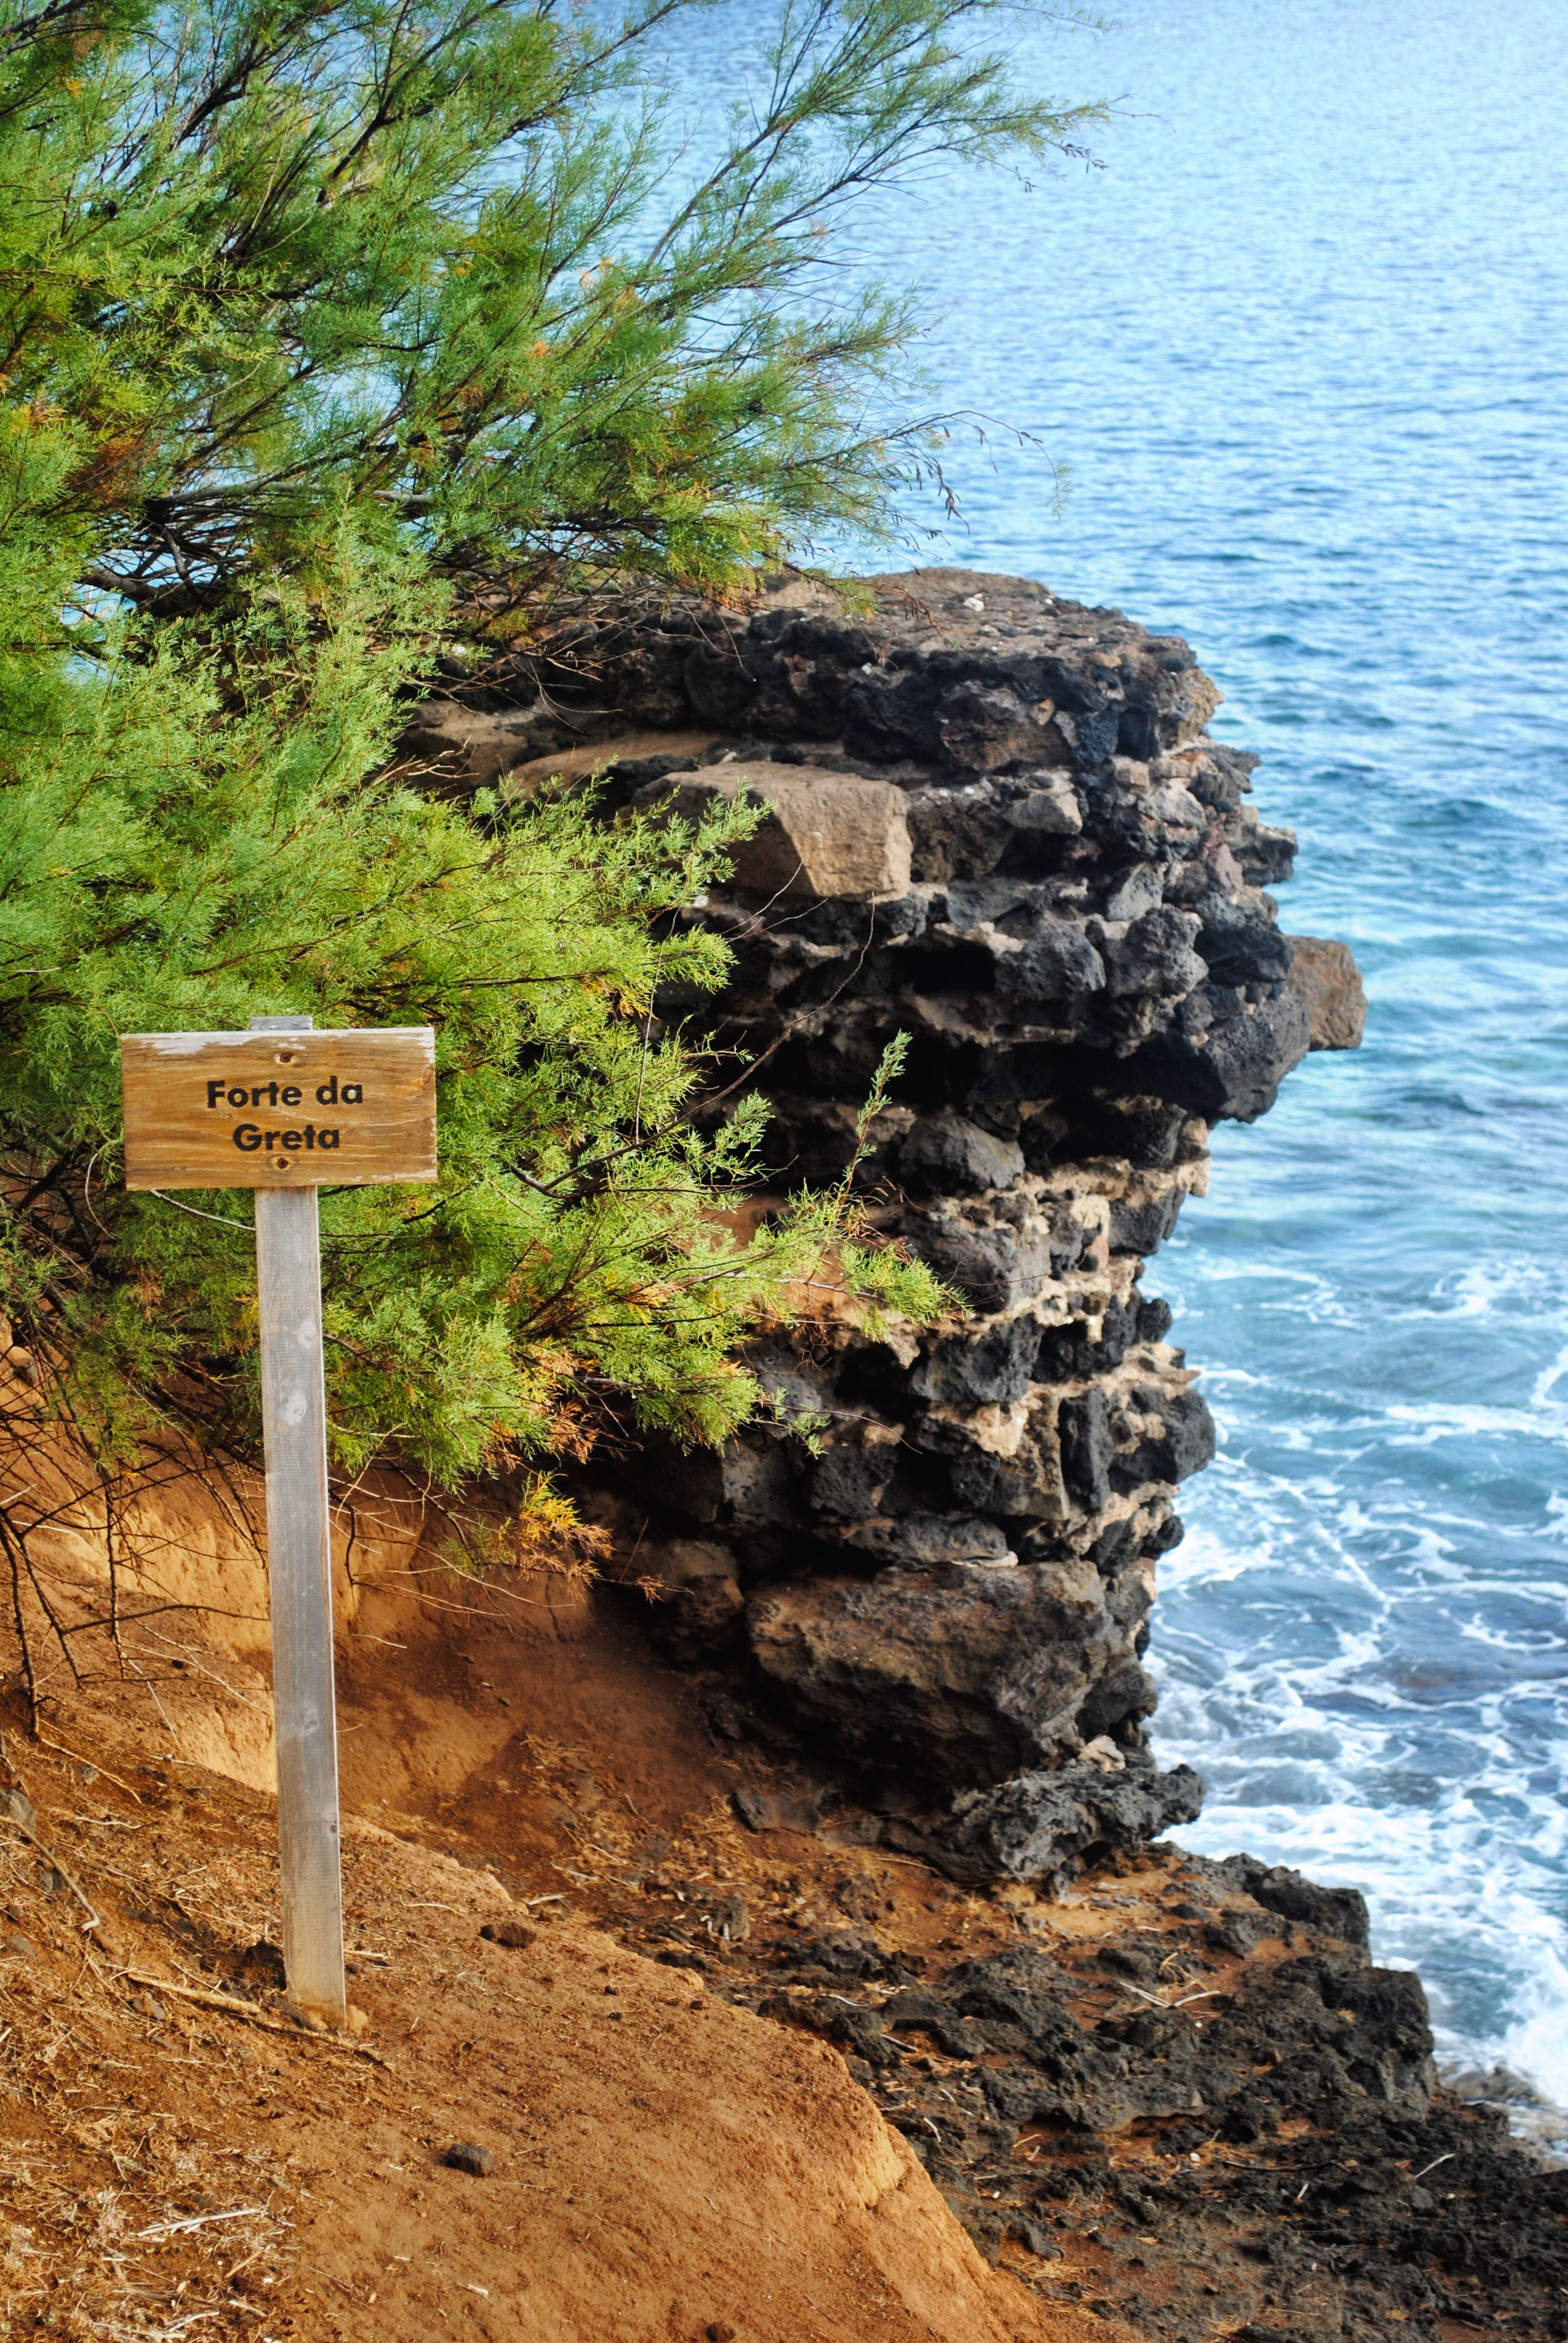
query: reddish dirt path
[{"left": 0, "top": 1570, "right": 1105, "bottom": 2343}]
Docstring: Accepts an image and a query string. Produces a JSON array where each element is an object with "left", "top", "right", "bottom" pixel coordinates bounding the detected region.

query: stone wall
[{"left": 407, "top": 568, "right": 1365, "bottom": 1886}]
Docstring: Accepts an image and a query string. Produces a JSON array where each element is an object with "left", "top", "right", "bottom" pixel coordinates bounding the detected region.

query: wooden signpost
[{"left": 120, "top": 1019, "right": 437, "bottom": 2027}]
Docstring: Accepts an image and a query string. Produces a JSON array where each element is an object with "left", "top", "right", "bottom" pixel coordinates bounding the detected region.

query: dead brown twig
[
  {"left": 0, "top": 1786, "right": 108, "bottom": 1942},
  {"left": 31, "top": 1728, "right": 143, "bottom": 1803},
  {"left": 117, "top": 1967, "right": 395, "bottom": 2068}
]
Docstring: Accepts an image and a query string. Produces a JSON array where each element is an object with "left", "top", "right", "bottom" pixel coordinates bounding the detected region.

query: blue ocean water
[
  {"left": 852, "top": 0, "right": 1568, "bottom": 2101},
  {"left": 665, "top": 0, "right": 1568, "bottom": 2094}
]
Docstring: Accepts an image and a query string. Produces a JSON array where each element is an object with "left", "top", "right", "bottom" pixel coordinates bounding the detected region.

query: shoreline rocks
[
  {"left": 596, "top": 1812, "right": 1568, "bottom": 2343},
  {"left": 409, "top": 566, "right": 1362, "bottom": 1880}
]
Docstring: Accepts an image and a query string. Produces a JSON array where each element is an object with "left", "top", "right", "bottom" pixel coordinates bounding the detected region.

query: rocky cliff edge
[{"left": 402, "top": 566, "right": 1367, "bottom": 1890}]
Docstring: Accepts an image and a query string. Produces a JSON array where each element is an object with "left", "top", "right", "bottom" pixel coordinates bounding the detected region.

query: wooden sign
[
  {"left": 119, "top": 1027, "right": 436, "bottom": 1190},
  {"left": 117, "top": 1017, "right": 439, "bottom": 2031}
]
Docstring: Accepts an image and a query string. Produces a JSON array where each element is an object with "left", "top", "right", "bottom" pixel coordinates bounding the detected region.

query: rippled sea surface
[
  {"left": 881, "top": 0, "right": 1568, "bottom": 2098},
  {"left": 673, "top": 0, "right": 1568, "bottom": 2094}
]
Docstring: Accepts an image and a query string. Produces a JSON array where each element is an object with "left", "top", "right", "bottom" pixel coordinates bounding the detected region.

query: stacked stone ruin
[{"left": 406, "top": 568, "right": 1364, "bottom": 1886}]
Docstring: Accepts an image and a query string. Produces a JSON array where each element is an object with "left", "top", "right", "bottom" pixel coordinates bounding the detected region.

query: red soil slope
[{"left": 0, "top": 1499, "right": 1103, "bottom": 2343}]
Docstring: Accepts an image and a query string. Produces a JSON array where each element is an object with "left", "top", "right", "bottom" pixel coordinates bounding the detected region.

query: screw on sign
[{"left": 119, "top": 1020, "right": 437, "bottom": 2027}]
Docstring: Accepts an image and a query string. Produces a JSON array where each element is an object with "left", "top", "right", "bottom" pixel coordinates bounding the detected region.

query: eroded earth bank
[{"left": 0, "top": 572, "right": 1560, "bottom": 2343}]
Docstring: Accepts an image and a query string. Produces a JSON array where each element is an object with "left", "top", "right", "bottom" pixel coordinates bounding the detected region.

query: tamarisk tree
[{"left": 0, "top": 0, "right": 1100, "bottom": 1640}]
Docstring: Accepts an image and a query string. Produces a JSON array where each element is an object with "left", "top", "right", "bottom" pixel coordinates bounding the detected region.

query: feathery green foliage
[
  {"left": 1, "top": 0, "right": 1103, "bottom": 601},
  {"left": 0, "top": 0, "right": 1099, "bottom": 1506},
  {"left": 0, "top": 518, "right": 949, "bottom": 1484}
]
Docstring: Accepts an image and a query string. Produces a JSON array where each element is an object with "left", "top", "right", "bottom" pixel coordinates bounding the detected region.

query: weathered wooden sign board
[
  {"left": 120, "top": 1027, "right": 436, "bottom": 1190},
  {"left": 120, "top": 1020, "right": 437, "bottom": 2028}
]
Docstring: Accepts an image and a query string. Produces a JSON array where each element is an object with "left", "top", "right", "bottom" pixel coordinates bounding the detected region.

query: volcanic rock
[
  {"left": 456, "top": 568, "right": 1366, "bottom": 1883},
  {"left": 1287, "top": 931, "right": 1370, "bottom": 1049},
  {"left": 927, "top": 1758, "right": 1208, "bottom": 1885}
]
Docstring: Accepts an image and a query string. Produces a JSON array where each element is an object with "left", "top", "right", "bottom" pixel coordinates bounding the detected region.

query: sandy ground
[{"left": 0, "top": 1553, "right": 1105, "bottom": 2343}]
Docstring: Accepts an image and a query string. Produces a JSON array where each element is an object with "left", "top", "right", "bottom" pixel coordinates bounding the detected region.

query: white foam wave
[
  {"left": 1422, "top": 1256, "right": 1568, "bottom": 1325},
  {"left": 1382, "top": 1400, "right": 1568, "bottom": 1449},
  {"left": 1151, "top": 1469, "right": 1568, "bottom": 2110}
]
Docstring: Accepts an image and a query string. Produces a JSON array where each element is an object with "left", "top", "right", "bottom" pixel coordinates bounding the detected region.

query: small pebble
[{"left": 443, "top": 2142, "right": 494, "bottom": 2178}]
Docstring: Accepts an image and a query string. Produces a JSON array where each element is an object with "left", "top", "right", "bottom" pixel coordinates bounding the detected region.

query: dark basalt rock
[
  {"left": 913, "top": 1758, "right": 1207, "bottom": 1886},
  {"left": 745, "top": 1559, "right": 1129, "bottom": 1783},
  {"left": 446, "top": 568, "right": 1364, "bottom": 1882},
  {"left": 777, "top": 1902, "right": 1440, "bottom": 2149},
  {"left": 897, "top": 1115, "right": 1025, "bottom": 1196},
  {"left": 1209, "top": 1853, "right": 1372, "bottom": 1949},
  {"left": 626, "top": 1827, "right": 1564, "bottom": 2341}
]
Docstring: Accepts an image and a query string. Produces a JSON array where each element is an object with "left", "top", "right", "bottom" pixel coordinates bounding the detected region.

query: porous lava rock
[{"left": 403, "top": 568, "right": 1363, "bottom": 1883}]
